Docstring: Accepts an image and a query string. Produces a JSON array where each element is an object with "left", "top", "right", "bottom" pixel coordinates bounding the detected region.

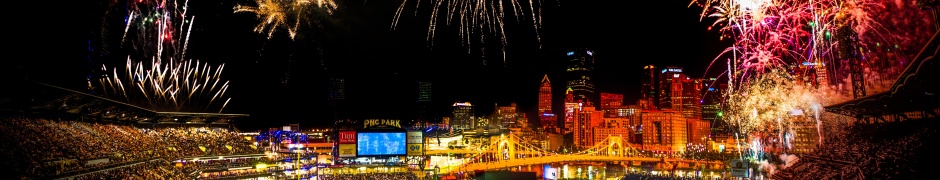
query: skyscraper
[
  {"left": 538, "top": 74, "right": 556, "bottom": 133},
  {"left": 452, "top": 102, "right": 475, "bottom": 131},
  {"left": 328, "top": 77, "right": 347, "bottom": 121},
  {"left": 417, "top": 81, "right": 432, "bottom": 103},
  {"left": 640, "top": 65, "right": 658, "bottom": 109},
  {"left": 674, "top": 76, "right": 702, "bottom": 119},
  {"left": 417, "top": 81, "right": 432, "bottom": 124},
  {"left": 701, "top": 78, "right": 729, "bottom": 140},
  {"left": 658, "top": 67, "right": 683, "bottom": 110},
  {"left": 564, "top": 87, "right": 578, "bottom": 134},
  {"left": 566, "top": 48, "right": 596, "bottom": 107}
]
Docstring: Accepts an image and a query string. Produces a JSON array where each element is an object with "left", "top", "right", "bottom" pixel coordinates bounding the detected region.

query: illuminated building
[
  {"left": 496, "top": 103, "right": 518, "bottom": 128},
  {"left": 452, "top": 102, "right": 475, "bottom": 131},
  {"left": 600, "top": 92, "right": 624, "bottom": 119},
  {"left": 686, "top": 118, "right": 711, "bottom": 145},
  {"left": 701, "top": 78, "right": 730, "bottom": 141},
  {"left": 566, "top": 48, "right": 596, "bottom": 107},
  {"left": 538, "top": 74, "right": 557, "bottom": 133},
  {"left": 564, "top": 87, "right": 577, "bottom": 134},
  {"left": 640, "top": 65, "right": 658, "bottom": 109},
  {"left": 417, "top": 81, "right": 432, "bottom": 103},
  {"left": 417, "top": 81, "right": 432, "bottom": 124},
  {"left": 574, "top": 106, "right": 604, "bottom": 149},
  {"left": 658, "top": 67, "right": 683, "bottom": 110},
  {"left": 639, "top": 110, "right": 687, "bottom": 152},
  {"left": 600, "top": 93, "right": 623, "bottom": 109},
  {"left": 675, "top": 76, "right": 703, "bottom": 119}
]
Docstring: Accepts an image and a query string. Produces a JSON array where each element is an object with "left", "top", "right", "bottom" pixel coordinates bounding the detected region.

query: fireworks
[
  {"left": 392, "top": 0, "right": 545, "bottom": 64},
  {"left": 690, "top": 0, "right": 935, "bottom": 165},
  {"left": 234, "top": 0, "right": 337, "bottom": 40},
  {"left": 97, "top": 59, "right": 231, "bottom": 113},
  {"left": 97, "top": 0, "right": 233, "bottom": 113},
  {"left": 123, "top": 0, "right": 196, "bottom": 62}
]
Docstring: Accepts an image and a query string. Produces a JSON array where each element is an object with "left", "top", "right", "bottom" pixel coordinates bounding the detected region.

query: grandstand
[
  {"left": 0, "top": 81, "right": 263, "bottom": 179},
  {"left": 774, "top": 30, "right": 940, "bottom": 179}
]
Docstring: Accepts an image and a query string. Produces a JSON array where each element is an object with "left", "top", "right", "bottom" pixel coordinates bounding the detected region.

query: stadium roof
[
  {"left": 825, "top": 30, "right": 940, "bottom": 121},
  {"left": 1, "top": 81, "right": 248, "bottom": 124}
]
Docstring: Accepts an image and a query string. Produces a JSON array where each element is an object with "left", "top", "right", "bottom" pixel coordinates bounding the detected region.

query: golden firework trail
[
  {"left": 234, "top": 0, "right": 337, "bottom": 40},
  {"left": 392, "top": 0, "right": 545, "bottom": 64},
  {"left": 99, "top": 58, "right": 231, "bottom": 113}
]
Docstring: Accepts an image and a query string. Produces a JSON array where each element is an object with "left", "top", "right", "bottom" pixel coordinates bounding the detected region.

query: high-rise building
[
  {"left": 658, "top": 67, "right": 683, "bottom": 110},
  {"left": 564, "top": 87, "right": 578, "bottom": 134},
  {"left": 417, "top": 81, "right": 432, "bottom": 103},
  {"left": 641, "top": 65, "right": 658, "bottom": 109},
  {"left": 600, "top": 92, "right": 624, "bottom": 110},
  {"left": 639, "top": 110, "right": 688, "bottom": 152},
  {"left": 701, "top": 78, "right": 730, "bottom": 141},
  {"left": 328, "top": 77, "right": 347, "bottom": 121},
  {"left": 328, "top": 78, "right": 346, "bottom": 101},
  {"left": 574, "top": 106, "right": 604, "bottom": 149},
  {"left": 566, "top": 48, "right": 597, "bottom": 107},
  {"left": 600, "top": 92, "right": 624, "bottom": 118},
  {"left": 675, "top": 76, "right": 703, "bottom": 119},
  {"left": 417, "top": 81, "right": 432, "bottom": 124},
  {"left": 538, "top": 74, "right": 556, "bottom": 133},
  {"left": 452, "top": 102, "right": 475, "bottom": 131},
  {"left": 496, "top": 103, "right": 518, "bottom": 128}
]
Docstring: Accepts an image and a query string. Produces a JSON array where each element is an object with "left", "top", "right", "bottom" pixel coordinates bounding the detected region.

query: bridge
[{"left": 428, "top": 134, "right": 724, "bottom": 173}]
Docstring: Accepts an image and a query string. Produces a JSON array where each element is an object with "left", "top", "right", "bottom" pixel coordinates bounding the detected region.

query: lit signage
[
  {"left": 708, "top": 87, "right": 716, "bottom": 92},
  {"left": 541, "top": 113, "right": 555, "bottom": 117},
  {"left": 407, "top": 144, "right": 424, "bottom": 156},
  {"left": 407, "top": 131, "right": 423, "bottom": 144},
  {"left": 586, "top": 50, "right": 593, "bottom": 56},
  {"left": 338, "top": 144, "right": 357, "bottom": 157},
  {"left": 363, "top": 119, "right": 401, "bottom": 129},
  {"left": 567, "top": 51, "right": 574, "bottom": 56},
  {"left": 453, "top": 102, "right": 473, "bottom": 106},
  {"left": 339, "top": 131, "right": 357, "bottom": 144},
  {"left": 662, "top": 68, "right": 682, "bottom": 73}
]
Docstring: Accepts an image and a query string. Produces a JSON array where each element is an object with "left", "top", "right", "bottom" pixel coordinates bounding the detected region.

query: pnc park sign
[{"left": 363, "top": 119, "right": 402, "bottom": 129}]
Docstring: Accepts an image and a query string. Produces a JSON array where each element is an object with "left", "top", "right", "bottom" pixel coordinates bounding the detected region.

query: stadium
[{"left": 0, "top": 80, "right": 430, "bottom": 180}]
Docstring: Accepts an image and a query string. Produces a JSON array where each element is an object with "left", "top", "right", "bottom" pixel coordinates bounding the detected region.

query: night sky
[{"left": 10, "top": 0, "right": 731, "bottom": 131}]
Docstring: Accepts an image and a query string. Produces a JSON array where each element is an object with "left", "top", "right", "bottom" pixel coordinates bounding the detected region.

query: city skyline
[{"left": 11, "top": 0, "right": 731, "bottom": 130}]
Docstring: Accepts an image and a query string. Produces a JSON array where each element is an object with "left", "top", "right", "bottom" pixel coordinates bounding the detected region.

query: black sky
[{"left": 10, "top": 0, "right": 731, "bottom": 131}]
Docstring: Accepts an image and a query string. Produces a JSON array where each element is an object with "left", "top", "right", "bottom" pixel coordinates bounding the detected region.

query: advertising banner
[
  {"left": 407, "top": 143, "right": 424, "bottom": 156},
  {"left": 339, "top": 131, "right": 357, "bottom": 144},
  {"left": 729, "top": 159, "right": 749, "bottom": 178},
  {"left": 407, "top": 131, "right": 423, "bottom": 144},
  {"left": 339, "top": 144, "right": 357, "bottom": 157}
]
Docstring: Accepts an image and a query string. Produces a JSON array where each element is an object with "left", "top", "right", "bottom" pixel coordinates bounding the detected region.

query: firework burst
[
  {"left": 392, "top": 0, "right": 546, "bottom": 64},
  {"left": 691, "top": 0, "right": 935, "bottom": 162},
  {"left": 122, "top": 0, "right": 196, "bottom": 62},
  {"left": 97, "top": 58, "right": 232, "bottom": 113},
  {"left": 234, "top": 0, "right": 337, "bottom": 40},
  {"left": 93, "top": 0, "right": 233, "bottom": 113}
]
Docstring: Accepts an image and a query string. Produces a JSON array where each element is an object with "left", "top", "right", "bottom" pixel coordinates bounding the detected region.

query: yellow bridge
[{"left": 427, "top": 134, "right": 723, "bottom": 173}]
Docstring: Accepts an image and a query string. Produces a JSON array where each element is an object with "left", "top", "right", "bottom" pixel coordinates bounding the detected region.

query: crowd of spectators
[
  {"left": 773, "top": 118, "right": 937, "bottom": 179},
  {"left": 319, "top": 172, "right": 420, "bottom": 180},
  {"left": 73, "top": 160, "right": 187, "bottom": 180},
  {"left": 0, "top": 117, "right": 261, "bottom": 179}
]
